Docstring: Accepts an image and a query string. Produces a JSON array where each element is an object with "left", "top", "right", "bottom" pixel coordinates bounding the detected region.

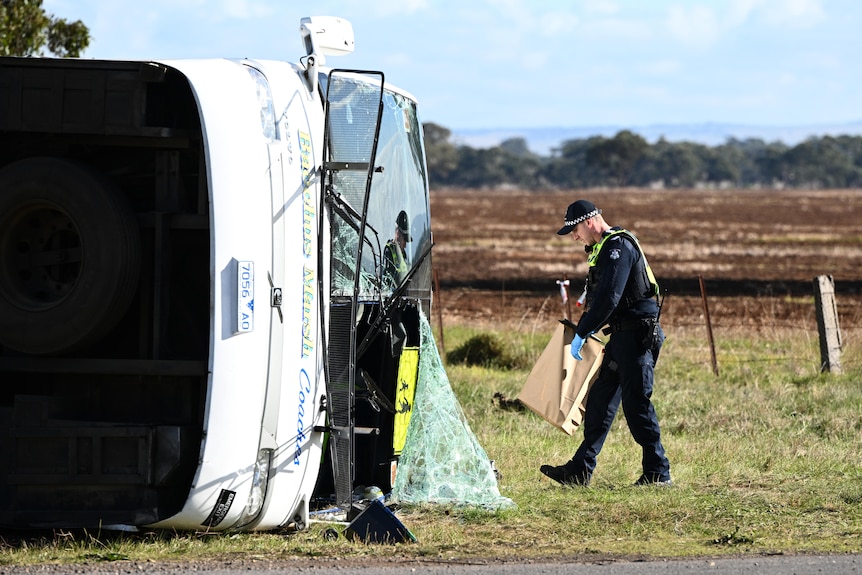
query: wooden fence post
[
  {"left": 698, "top": 275, "right": 719, "bottom": 377},
  {"left": 433, "top": 269, "right": 446, "bottom": 360},
  {"left": 813, "top": 275, "right": 842, "bottom": 374}
]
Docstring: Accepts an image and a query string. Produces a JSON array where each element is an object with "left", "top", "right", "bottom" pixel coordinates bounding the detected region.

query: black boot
[{"left": 540, "top": 464, "right": 591, "bottom": 486}]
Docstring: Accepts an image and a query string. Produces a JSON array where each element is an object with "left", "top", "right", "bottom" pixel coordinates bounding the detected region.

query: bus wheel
[{"left": 0, "top": 157, "right": 141, "bottom": 355}]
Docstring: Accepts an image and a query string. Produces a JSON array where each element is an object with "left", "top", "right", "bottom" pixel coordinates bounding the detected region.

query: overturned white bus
[{"left": 0, "top": 16, "right": 432, "bottom": 531}]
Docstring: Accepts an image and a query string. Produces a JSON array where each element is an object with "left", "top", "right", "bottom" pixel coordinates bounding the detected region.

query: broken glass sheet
[
  {"left": 330, "top": 216, "right": 379, "bottom": 298},
  {"left": 392, "top": 312, "right": 515, "bottom": 510}
]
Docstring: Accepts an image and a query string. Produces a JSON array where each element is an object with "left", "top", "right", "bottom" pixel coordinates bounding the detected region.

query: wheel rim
[{"left": 0, "top": 201, "right": 82, "bottom": 311}]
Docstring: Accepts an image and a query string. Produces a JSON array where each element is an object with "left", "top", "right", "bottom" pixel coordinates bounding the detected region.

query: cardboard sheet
[{"left": 518, "top": 322, "right": 604, "bottom": 435}]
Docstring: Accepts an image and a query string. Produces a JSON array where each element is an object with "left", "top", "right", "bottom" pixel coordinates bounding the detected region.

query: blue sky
[{"left": 43, "top": 0, "right": 861, "bottom": 137}]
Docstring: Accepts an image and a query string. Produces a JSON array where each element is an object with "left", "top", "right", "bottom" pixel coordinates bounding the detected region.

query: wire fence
[{"left": 433, "top": 280, "right": 862, "bottom": 374}]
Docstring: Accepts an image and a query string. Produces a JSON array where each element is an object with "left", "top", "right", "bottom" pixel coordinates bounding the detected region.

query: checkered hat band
[{"left": 564, "top": 209, "right": 599, "bottom": 227}]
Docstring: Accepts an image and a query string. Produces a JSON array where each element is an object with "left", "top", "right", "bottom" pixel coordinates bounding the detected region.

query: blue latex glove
[{"left": 570, "top": 333, "right": 586, "bottom": 361}]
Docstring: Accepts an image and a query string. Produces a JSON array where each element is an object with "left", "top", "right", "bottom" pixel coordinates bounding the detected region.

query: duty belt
[{"left": 603, "top": 317, "right": 656, "bottom": 336}]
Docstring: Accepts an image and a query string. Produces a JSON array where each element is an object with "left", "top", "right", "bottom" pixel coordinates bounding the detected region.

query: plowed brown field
[{"left": 429, "top": 188, "right": 862, "bottom": 331}]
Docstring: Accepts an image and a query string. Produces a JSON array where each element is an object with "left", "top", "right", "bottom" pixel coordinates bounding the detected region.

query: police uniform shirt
[{"left": 576, "top": 228, "right": 659, "bottom": 338}]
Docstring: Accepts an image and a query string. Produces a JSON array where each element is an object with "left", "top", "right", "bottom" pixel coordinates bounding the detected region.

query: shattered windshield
[{"left": 323, "top": 72, "right": 431, "bottom": 301}]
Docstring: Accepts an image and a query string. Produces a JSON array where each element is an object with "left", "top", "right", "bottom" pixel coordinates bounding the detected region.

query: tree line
[{"left": 423, "top": 123, "right": 862, "bottom": 190}]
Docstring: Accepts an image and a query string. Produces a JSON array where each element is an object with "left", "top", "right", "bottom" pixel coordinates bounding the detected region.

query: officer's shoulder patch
[{"left": 609, "top": 248, "right": 621, "bottom": 260}]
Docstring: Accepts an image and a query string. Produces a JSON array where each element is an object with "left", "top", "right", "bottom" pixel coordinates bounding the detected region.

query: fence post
[
  {"left": 698, "top": 275, "right": 719, "bottom": 377},
  {"left": 813, "top": 275, "right": 842, "bottom": 374},
  {"left": 433, "top": 269, "right": 446, "bottom": 360}
]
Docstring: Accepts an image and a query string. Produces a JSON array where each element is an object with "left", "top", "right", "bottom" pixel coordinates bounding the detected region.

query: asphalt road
[
  {"left": 186, "top": 555, "right": 859, "bottom": 575},
  {"left": 4, "top": 554, "right": 860, "bottom": 575}
]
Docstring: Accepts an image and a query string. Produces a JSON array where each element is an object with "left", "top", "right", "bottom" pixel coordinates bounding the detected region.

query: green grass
[{"left": 3, "top": 322, "right": 862, "bottom": 566}]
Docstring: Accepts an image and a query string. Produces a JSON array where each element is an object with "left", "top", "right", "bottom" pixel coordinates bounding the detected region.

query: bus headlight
[
  {"left": 237, "top": 448, "right": 272, "bottom": 527},
  {"left": 246, "top": 66, "right": 278, "bottom": 141}
]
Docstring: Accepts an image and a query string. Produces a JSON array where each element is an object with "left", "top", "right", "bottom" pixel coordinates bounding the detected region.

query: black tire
[
  {"left": 0, "top": 157, "right": 141, "bottom": 355},
  {"left": 323, "top": 527, "right": 339, "bottom": 541}
]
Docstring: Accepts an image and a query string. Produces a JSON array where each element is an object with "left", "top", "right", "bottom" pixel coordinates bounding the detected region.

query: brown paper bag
[{"left": 517, "top": 322, "right": 604, "bottom": 435}]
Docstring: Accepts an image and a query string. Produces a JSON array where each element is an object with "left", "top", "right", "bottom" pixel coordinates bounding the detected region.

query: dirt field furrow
[{"left": 429, "top": 188, "right": 862, "bottom": 329}]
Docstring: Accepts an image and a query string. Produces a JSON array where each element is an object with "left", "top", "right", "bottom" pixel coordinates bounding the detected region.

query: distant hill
[{"left": 452, "top": 121, "right": 862, "bottom": 157}]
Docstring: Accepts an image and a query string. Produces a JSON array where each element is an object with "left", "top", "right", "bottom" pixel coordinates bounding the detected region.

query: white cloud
[
  {"left": 579, "top": 16, "right": 652, "bottom": 43},
  {"left": 639, "top": 59, "right": 682, "bottom": 77},
  {"left": 584, "top": 0, "right": 620, "bottom": 16},
  {"left": 447, "top": 2, "right": 578, "bottom": 72},
  {"left": 725, "top": 0, "right": 762, "bottom": 27},
  {"left": 760, "top": 0, "right": 825, "bottom": 28},
  {"left": 218, "top": 0, "right": 275, "bottom": 20},
  {"left": 666, "top": 5, "right": 722, "bottom": 48},
  {"left": 722, "top": 0, "right": 826, "bottom": 29},
  {"left": 660, "top": 0, "right": 825, "bottom": 51},
  {"left": 366, "top": 0, "right": 430, "bottom": 16},
  {"left": 536, "top": 11, "right": 580, "bottom": 37},
  {"left": 778, "top": 72, "right": 798, "bottom": 86}
]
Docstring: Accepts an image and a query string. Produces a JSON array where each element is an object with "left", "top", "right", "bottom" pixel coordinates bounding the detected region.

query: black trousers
[{"left": 570, "top": 325, "right": 670, "bottom": 480}]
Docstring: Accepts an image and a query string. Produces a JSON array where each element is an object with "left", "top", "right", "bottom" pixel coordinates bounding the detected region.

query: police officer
[
  {"left": 540, "top": 200, "right": 671, "bottom": 487},
  {"left": 383, "top": 210, "right": 410, "bottom": 287}
]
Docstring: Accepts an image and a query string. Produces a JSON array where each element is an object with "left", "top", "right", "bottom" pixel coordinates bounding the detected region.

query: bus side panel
[
  {"left": 246, "top": 61, "right": 329, "bottom": 530},
  {"left": 147, "top": 59, "right": 275, "bottom": 530}
]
